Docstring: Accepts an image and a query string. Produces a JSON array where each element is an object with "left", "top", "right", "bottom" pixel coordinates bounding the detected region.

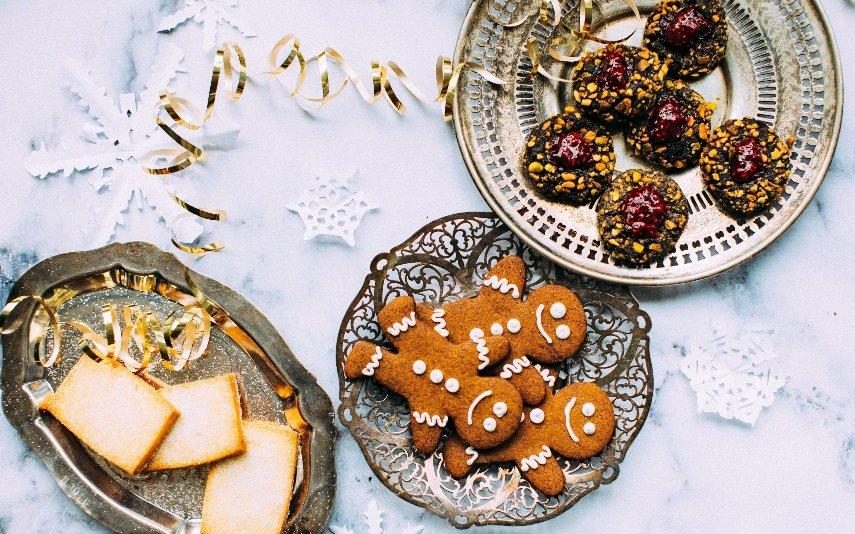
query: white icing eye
[
  {"left": 430, "top": 369, "right": 443, "bottom": 384},
  {"left": 583, "top": 422, "right": 596, "bottom": 435},
  {"left": 483, "top": 417, "right": 497, "bottom": 432},
  {"left": 529, "top": 408, "right": 545, "bottom": 424},
  {"left": 445, "top": 378, "right": 460, "bottom": 393},
  {"left": 412, "top": 360, "right": 426, "bottom": 375},
  {"left": 555, "top": 324, "right": 571, "bottom": 340},
  {"left": 490, "top": 322, "right": 504, "bottom": 335},
  {"left": 582, "top": 402, "right": 596, "bottom": 417},
  {"left": 469, "top": 327, "right": 484, "bottom": 340},
  {"left": 492, "top": 402, "right": 508, "bottom": 417},
  {"left": 550, "top": 302, "right": 567, "bottom": 319},
  {"left": 506, "top": 318, "right": 522, "bottom": 334}
]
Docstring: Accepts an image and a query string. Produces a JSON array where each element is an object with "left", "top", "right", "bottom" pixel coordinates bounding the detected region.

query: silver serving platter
[
  {"left": 0, "top": 242, "right": 336, "bottom": 534},
  {"left": 337, "top": 213, "right": 652, "bottom": 528},
  {"left": 453, "top": 0, "right": 842, "bottom": 285}
]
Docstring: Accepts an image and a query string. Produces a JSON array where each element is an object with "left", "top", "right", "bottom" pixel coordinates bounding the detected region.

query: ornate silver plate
[
  {"left": 337, "top": 213, "right": 652, "bottom": 528},
  {"left": 1, "top": 242, "right": 336, "bottom": 534},
  {"left": 452, "top": 0, "right": 842, "bottom": 285}
]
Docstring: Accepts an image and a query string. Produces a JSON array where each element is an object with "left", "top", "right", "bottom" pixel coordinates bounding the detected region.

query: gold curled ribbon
[{"left": 0, "top": 296, "right": 62, "bottom": 367}]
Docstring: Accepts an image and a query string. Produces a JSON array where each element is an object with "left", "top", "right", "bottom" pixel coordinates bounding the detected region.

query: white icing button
[
  {"left": 430, "top": 369, "right": 443, "bottom": 384},
  {"left": 445, "top": 378, "right": 460, "bottom": 393},
  {"left": 555, "top": 324, "right": 571, "bottom": 340},
  {"left": 483, "top": 417, "right": 497, "bottom": 432},
  {"left": 492, "top": 402, "right": 508, "bottom": 417},
  {"left": 469, "top": 327, "right": 485, "bottom": 340},
  {"left": 550, "top": 302, "right": 567, "bottom": 319},
  {"left": 583, "top": 422, "right": 596, "bottom": 435},
  {"left": 412, "top": 360, "right": 426, "bottom": 375},
  {"left": 582, "top": 402, "right": 596, "bottom": 417},
  {"left": 529, "top": 408, "right": 545, "bottom": 424},
  {"left": 506, "top": 318, "right": 522, "bottom": 334},
  {"left": 490, "top": 322, "right": 504, "bottom": 336}
]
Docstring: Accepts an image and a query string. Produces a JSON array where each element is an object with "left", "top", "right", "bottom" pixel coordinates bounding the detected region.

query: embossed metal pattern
[
  {"left": 0, "top": 242, "right": 336, "bottom": 534},
  {"left": 336, "top": 213, "right": 652, "bottom": 528},
  {"left": 453, "top": 0, "right": 842, "bottom": 285}
]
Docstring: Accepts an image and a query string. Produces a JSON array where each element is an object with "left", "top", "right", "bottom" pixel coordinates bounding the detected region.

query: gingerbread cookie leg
[
  {"left": 441, "top": 434, "right": 475, "bottom": 479},
  {"left": 409, "top": 399, "right": 448, "bottom": 454},
  {"left": 516, "top": 451, "right": 565, "bottom": 497}
]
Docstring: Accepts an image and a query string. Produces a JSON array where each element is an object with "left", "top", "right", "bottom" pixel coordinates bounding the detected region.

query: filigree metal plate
[
  {"left": 0, "top": 242, "right": 336, "bottom": 534},
  {"left": 336, "top": 213, "right": 652, "bottom": 528},
  {"left": 452, "top": 0, "right": 841, "bottom": 285}
]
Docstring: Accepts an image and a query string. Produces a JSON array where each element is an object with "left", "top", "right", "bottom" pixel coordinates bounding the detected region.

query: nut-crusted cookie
[
  {"left": 643, "top": 0, "right": 728, "bottom": 79},
  {"left": 523, "top": 106, "right": 616, "bottom": 205},
  {"left": 700, "top": 117, "right": 793, "bottom": 216},
  {"left": 571, "top": 44, "right": 668, "bottom": 124},
  {"left": 597, "top": 169, "right": 689, "bottom": 265},
  {"left": 625, "top": 80, "right": 715, "bottom": 171}
]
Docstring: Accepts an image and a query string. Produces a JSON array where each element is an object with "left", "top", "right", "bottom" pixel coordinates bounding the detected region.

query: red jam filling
[
  {"left": 550, "top": 131, "right": 594, "bottom": 169},
  {"left": 648, "top": 96, "right": 688, "bottom": 143},
  {"left": 664, "top": 6, "right": 712, "bottom": 50},
  {"left": 730, "top": 137, "right": 765, "bottom": 182},
  {"left": 622, "top": 186, "right": 667, "bottom": 238},
  {"left": 597, "top": 48, "right": 630, "bottom": 92}
]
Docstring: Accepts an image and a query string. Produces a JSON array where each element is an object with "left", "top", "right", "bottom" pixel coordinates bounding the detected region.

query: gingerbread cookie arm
[
  {"left": 342, "top": 341, "right": 407, "bottom": 394},
  {"left": 503, "top": 365, "right": 547, "bottom": 406},
  {"left": 409, "top": 399, "right": 448, "bottom": 454},
  {"left": 478, "top": 256, "right": 527, "bottom": 310},
  {"left": 455, "top": 334, "right": 510, "bottom": 372},
  {"left": 516, "top": 452, "right": 565, "bottom": 497},
  {"left": 441, "top": 434, "right": 474, "bottom": 479}
]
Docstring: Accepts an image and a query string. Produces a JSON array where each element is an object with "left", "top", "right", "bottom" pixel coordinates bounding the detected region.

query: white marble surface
[{"left": 0, "top": 1, "right": 853, "bottom": 532}]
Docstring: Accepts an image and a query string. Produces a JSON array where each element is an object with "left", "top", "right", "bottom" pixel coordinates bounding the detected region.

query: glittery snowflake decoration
[
  {"left": 680, "top": 332, "right": 787, "bottom": 425},
  {"left": 158, "top": 0, "right": 257, "bottom": 50},
  {"left": 287, "top": 173, "right": 377, "bottom": 246},
  {"left": 25, "top": 45, "right": 239, "bottom": 246},
  {"left": 329, "top": 499, "right": 422, "bottom": 534}
]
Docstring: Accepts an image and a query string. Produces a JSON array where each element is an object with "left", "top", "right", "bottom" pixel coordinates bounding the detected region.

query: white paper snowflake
[
  {"left": 25, "top": 45, "right": 239, "bottom": 246},
  {"left": 158, "top": 0, "right": 257, "bottom": 50},
  {"left": 287, "top": 173, "right": 377, "bottom": 246},
  {"left": 330, "top": 499, "right": 422, "bottom": 534},
  {"left": 680, "top": 332, "right": 787, "bottom": 425}
]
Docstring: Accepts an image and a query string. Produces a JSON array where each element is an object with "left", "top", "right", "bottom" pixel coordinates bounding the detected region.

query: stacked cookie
[{"left": 344, "top": 256, "right": 615, "bottom": 496}]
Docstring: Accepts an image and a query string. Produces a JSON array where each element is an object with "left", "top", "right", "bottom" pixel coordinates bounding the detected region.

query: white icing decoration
[
  {"left": 361, "top": 346, "right": 383, "bottom": 376},
  {"left": 465, "top": 446, "right": 479, "bottom": 466},
  {"left": 550, "top": 302, "right": 567, "bottom": 319},
  {"left": 535, "top": 304, "right": 553, "bottom": 344},
  {"left": 469, "top": 328, "right": 490, "bottom": 370},
  {"left": 583, "top": 422, "right": 596, "bottom": 435},
  {"left": 564, "top": 396, "right": 580, "bottom": 443},
  {"left": 529, "top": 408, "right": 545, "bottom": 424},
  {"left": 412, "top": 411, "right": 448, "bottom": 427},
  {"left": 412, "top": 359, "right": 426, "bottom": 375},
  {"left": 482, "top": 275, "right": 521, "bottom": 298},
  {"left": 445, "top": 378, "right": 460, "bottom": 393},
  {"left": 469, "top": 327, "right": 485, "bottom": 339},
  {"left": 483, "top": 417, "right": 497, "bottom": 432},
  {"left": 582, "top": 402, "right": 596, "bottom": 417},
  {"left": 467, "top": 390, "right": 493, "bottom": 425},
  {"left": 534, "top": 364, "right": 556, "bottom": 387},
  {"left": 386, "top": 311, "right": 417, "bottom": 336},
  {"left": 506, "top": 318, "right": 522, "bottom": 334},
  {"left": 499, "top": 356, "right": 531, "bottom": 379},
  {"left": 492, "top": 402, "right": 508, "bottom": 417},
  {"left": 555, "top": 324, "right": 571, "bottom": 340},
  {"left": 430, "top": 369, "right": 443, "bottom": 384},
  {"left": 431, "top": 308, "right": 449, "bottom": 337},
  {"left": 519, "top": 445, "right": 552, "bottom": 472},
  {"left": 490, "top": 322, "right": 504, "bottom": 335}
]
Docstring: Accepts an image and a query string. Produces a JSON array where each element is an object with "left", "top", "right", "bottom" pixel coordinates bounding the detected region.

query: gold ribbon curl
[{"left": 0, "top": 296, "right": 62, "bottom": 367}]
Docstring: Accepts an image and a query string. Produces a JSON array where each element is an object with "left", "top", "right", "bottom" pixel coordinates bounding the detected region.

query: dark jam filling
[
  {"left": 664, "top": 6, "right": 712, "bottom": 50},
  {"left": 549, "top": 131, "right": 594, "bottom": 169},
  {"left": 648, "top": 96, "right": 688, "bottom": 143},
  {"left": 622, "top": 186, "right": 667, "bottom": 238},
  {"left": 730, "top": 137, "right": 765, "bottom": 182},
  {"left": 596, "top": 48, "right": 630, "bottom": 92}
]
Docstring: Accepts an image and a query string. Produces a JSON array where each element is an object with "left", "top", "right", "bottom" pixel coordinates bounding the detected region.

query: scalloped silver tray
[
  {"left": 336, "top": 213, "right": 652, "bottom": 528},
  {"left": 452, "top": 0, "right": 842, "bottom": 285}
]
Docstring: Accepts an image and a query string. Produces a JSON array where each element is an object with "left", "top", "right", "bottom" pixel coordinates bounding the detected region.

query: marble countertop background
[{"left": 0, "top": 1, "right": 853, "bottom": 532}]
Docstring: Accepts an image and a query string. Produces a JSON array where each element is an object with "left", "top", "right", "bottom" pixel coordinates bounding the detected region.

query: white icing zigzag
[
  {"left": 361, "top": 346, "right": 384, "bottom": 376},
  {"left": 412, "top": 411, "right": 448, "bottom": 427},
  {"left": 431, "top": 308, "right": 449, "bottom": 337},
  {"left": 534, "top": 364, "right": 556, "bottom": 388},
  {"left": 465, "top": 446, "right": 479, "bottom": 466},
  {"left": 469, "top": 329, "right": 491, "bottom": 370},
  {"left": 499, "top": 356, "right": 531, "bottom": 379},
  {"left": 482, "top": 275, "right": 521, "bottom": 299},
  {"left": 519, "top": 445, "right": 552, "bottom": 472},
  {"left": 386, "top": 311, "right": 417, "bottom": 336}
]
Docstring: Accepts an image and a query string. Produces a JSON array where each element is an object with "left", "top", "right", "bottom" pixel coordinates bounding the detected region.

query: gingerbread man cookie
[
  {"left": 440, "top": 256, "right": 587, "bottom": 405},
  {"left": 442, "top": 381, "right": 615, "bottom": 496},
  {"left": 343, "top": 296, "right": 524, "bottom": 454}
]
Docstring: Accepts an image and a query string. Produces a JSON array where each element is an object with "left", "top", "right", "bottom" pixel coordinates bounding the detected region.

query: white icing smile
[
  {"left": 535, "top": 304, "right": 553, "bottom": 344},
  {"left": 563, "top": 397, "right": 580, "bottom": 443},
  {"left": 467, "top": 390, "right": 493, "bottom": 425}
]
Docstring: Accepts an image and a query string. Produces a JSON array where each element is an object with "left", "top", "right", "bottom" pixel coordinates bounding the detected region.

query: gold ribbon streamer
[{"left": 0, "top": 296, "right": 62, "bottom": 367}]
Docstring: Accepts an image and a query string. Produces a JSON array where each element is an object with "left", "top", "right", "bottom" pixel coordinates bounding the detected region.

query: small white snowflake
[
  {"left": 680, "top": 332, "right": 787, "bottom": 425},
  {"left": 25, "top": 45, "right": 239, "bottom": 246},
  {"left": 158, "top": 0, "right": 257, "bottom": 50},
  {"left": 287, "top": 173, "right": 377, "bottom": 247},
  {"left": 329, "top": 499, "right": 422, "bottom": 534}
]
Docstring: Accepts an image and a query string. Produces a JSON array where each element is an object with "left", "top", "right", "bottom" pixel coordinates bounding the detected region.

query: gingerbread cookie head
[
  {"left": 519, "top": 284, "right": 587, "bottom": 364},
  {"left": 343, "top": 296, "right": 524, "bottom": 453},
  {"left": 544, "top": 381, "right": 615, "bottom": 459}
]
